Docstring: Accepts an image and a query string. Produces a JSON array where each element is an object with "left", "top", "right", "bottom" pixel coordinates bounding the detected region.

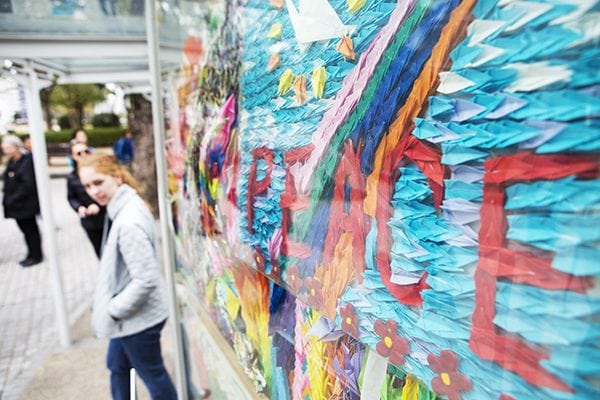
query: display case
[{"left": 162, "top": 0, "right": 600, "bottom": 398}]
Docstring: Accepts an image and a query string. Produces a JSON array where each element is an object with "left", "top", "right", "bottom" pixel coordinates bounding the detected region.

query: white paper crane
[{"left": 286, "top": 0, "right": 356, "bottom": 49}]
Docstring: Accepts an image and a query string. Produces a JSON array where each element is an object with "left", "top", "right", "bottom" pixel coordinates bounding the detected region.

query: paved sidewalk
[{"left": 0, "top": 176, "right": 99, "bottom": 400}]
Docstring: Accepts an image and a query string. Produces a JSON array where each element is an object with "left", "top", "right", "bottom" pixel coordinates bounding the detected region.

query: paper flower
[
  {"left": 269, "top": 0, "right": 284, "bottom": 9},
  {"left": 269, "top": 259, "right": 281, "bottom": 280},
  {"left": 499, "top": 395, "right": 515, "bottom": 400},
  {"left": 266, "top": 53, "right": 281, "bottom": 72},
  {"left": 374, "top": 319, "right": 410, "bottom": 365},
  {"left": 339, "top": 303, "right": 359, "bottom": 338},
  {"left": 293, "top": 75, "right": 308, "bottom": 104},
  {"left": 254, "top": 247, "right": 266, "bottom": 270},
  {"left": 303, "top": 277, "right": 324, "bottom": 307},
  {"left": 336, "top": 35, "right": 355, "bottom": 61},
  {"left": 286, "top": 265, "right": 302, "bottom": 292},
  {"left": 278, "top": 69, "right": 294, "bottom": 95},
  {"left": 427, "top": 350, "right": 472, "bottom": 400},
  {"left": 267, "top": 23, "right": 283, "bottom": 39},
  {"left": 311, "top": 66, "right": 326, "bottom": 99}
]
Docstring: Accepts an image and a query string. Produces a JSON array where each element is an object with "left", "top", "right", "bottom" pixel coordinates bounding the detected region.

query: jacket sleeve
[
  {"left": 6, "top": 156, "right": 37, "bottom": 204},
  {"left": 113, "top": 139, "right": 123, "bottom": 160},
  {"left": 66, "top": 175, "right": 85, "bottom": 211},
  {"left": 108, "top": 222, "right": 160, "bottom": 320}
]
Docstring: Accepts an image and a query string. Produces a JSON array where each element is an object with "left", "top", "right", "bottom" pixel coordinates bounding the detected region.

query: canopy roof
[{"left": 0, "top": 0, "right": 191, "bottom": 89}]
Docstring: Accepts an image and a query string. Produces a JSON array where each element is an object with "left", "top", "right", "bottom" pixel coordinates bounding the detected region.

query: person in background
[
  {"left": 1, "top": 135, "right": 43, "bottom": 267},
  {"left": 78, "top": 154, "right": 178, "bottom": 400},
  {"left": 67, "top": 141, "right": 105, "bottom": 257},
  {"left": 72, "top": 128, "right": 89, "bottom": 145},
  {"left": 68, "top": 128, "right": 92, "bottom": 169},
  {"left": 22, "top": 135, "right": 32, "bottom": 153},
  {"left": 113, "top": 130, "right": 134, "bottom": 165}
]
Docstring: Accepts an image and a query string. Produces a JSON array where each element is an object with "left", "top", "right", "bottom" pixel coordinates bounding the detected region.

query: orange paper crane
[
  {"left": 267, "top": 53, "right": 281, "bottom": 73},
  {"left": 336, "top": 35, "right": 355, "bottom": 61},
  {"left": 293, "top": 75, "right": 308, "bottom": 104},
  {"left": 270, "top": 0, "right": 284, "bottom": 9},
  {"left": 183, "top": 35, "right": 204, "bottom": 65}
]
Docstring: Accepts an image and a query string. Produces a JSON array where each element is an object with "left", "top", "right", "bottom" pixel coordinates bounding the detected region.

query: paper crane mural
[{"left": 177, "top": 0, "right": 600, "bottom": 398}]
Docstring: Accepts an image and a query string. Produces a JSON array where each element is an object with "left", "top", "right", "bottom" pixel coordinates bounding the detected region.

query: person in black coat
[
  {"left": 1, "top": 135, "right": 42, "bottom": 267},
  {"left": 67, "top": 141, "right": 105, "bottom": 257}
]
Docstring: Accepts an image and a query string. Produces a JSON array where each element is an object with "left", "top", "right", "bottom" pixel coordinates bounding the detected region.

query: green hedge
[
  {"left": 91, "top": 113, "right": 121, "bottom": 128},
  {"left": 43, "top": 127, "right": 126, "bottom": 147}
]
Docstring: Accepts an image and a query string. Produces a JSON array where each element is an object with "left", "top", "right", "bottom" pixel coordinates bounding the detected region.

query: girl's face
[{"left": 79, "top": 166, "right": 122, "bottom": 206}]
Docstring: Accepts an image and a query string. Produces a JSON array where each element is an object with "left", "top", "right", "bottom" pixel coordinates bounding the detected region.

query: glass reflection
[{"left": 0, "top": 0, "right": 146, "bottom": 35}]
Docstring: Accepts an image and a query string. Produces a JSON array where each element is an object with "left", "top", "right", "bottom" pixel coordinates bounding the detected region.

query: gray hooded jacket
[{"left": 92, "top": 184, "right": 169, "bottom": 338}]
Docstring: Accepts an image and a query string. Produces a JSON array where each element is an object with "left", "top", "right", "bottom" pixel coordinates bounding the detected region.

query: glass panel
[
  {"left": 164, "top": 0, "right": 600, "bottom": 399},
  {"left": 0, "top": 0, "right": 146, "bottom": 36},
  {"left": 0, "top": 0, "right": 12, "bottom": 13}
]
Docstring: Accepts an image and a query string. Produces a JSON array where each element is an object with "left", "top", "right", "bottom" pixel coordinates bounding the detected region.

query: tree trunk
[
  {"left": 75, "top": 102, "right": 84, "bottom": 128},
  {"left": 40, "top": 86, "right": 54, "bottom": 130},
  {"left": 126, "top": 93, "right": 159, "bottom": 216}
]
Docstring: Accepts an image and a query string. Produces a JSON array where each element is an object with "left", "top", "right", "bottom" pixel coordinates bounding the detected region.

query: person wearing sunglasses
[{"left": 66, "top": 141, "right": 106, "bottom": 257}]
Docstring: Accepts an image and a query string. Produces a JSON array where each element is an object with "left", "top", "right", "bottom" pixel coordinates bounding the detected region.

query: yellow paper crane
[
  {"left": 336, "top": 35, "right": 355, "bottom": 61},
  {"left": 312, "top": 66, "right": 327, "bottom": 99},
  {"left": 278, "top": 68, "right": 295, "bottom": 95},
  {"left": 267, "top": 53, "right": 281, "bottom": 72},
  {"left": 347, "top": 0, "right": 366, "bottom": 13},
  {"left": 267, "top": 22, "right": 283, "bottom": 39},
  {"left": 293, "top": 75, "right": 308, "bottom": 104}
]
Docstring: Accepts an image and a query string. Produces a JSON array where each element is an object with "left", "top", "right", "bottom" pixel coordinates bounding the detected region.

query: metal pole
[
  {"left": 144, "top": 1, "right": 188, "bottom": 399},
  {"left": 22, "top": 63, "right": 71, "bottom": 347}
]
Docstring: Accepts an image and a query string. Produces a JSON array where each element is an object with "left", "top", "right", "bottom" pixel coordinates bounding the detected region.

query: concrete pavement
[{"left": 0, "top": 174, "right": 100, "bottom": 400}]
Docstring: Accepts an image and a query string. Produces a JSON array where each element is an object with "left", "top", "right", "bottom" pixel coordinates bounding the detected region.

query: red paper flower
[
  {"left": 428, "top": 350, "right": 472, "bottom": 400},
  {"left": 339, "top": 303, "right": 359, "bottom": 338},
  {"left": 268, "top": 258, "right": 281, "bottom": 280},
  {"left": 303, "top": 277, "right": 324, "bottom": 307},
  {"left": 374, "top": 319, "right": 410, "bottom": 366},
  {"left": 254, "top": 247, "right": 266, "bottom": 270},
  {"left": 286, "top": 266, "right": 302, "bottom": 292}
]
